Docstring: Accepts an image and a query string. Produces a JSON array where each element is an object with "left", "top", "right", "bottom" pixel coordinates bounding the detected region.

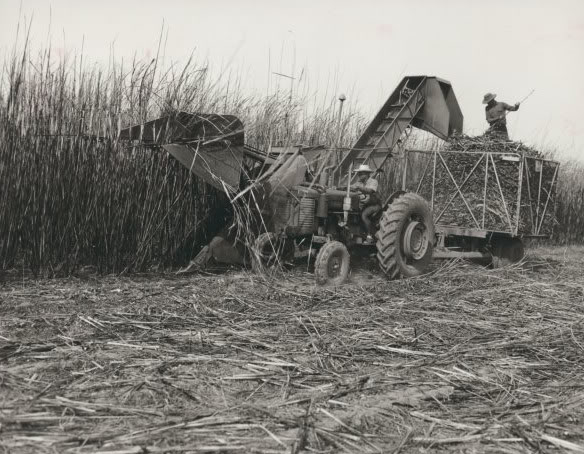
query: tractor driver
[{"left": 352, "top": 164, "right": 381, "bottom": 244}]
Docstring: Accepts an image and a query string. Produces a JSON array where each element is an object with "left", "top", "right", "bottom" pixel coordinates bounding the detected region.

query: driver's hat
[{"left": 354, "top": 164, "right": 374, "bottom": 173}]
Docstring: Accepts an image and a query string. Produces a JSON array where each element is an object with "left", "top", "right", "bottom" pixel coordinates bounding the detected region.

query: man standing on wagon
[{"left": 483, "top": 92, "right": 520, "bottom": 140}]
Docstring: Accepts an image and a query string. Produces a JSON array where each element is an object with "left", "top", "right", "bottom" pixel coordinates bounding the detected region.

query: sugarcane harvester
[{"left": 120, "top": 76, "right": 558, "bottom": 284}]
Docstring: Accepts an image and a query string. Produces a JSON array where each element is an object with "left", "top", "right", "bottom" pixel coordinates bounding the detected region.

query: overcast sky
[{"left": 1, "top": 0, "right": 583, "bottom": 160}]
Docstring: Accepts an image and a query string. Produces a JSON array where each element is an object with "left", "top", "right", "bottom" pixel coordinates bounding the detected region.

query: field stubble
[{"left": 1, "top": 246, "right": 584, "bottom": 453}]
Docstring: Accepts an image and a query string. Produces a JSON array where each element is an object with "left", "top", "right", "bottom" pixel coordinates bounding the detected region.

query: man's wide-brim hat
[
  {"left": 483, "top": 92, "right": 496, "bottom": 104},
  {"left": 354, "top": 164, "right": 373, "bottom": 173}
]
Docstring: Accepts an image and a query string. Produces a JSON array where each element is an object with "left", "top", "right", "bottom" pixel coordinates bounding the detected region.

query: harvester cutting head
[{"left": 120, "top": 112, "right": 247, "bottom": 192}]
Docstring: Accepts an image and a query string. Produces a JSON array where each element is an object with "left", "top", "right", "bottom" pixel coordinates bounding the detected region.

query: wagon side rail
[
  {"left": 522, "top": 155, "right": 560, "bottom": 237},
  {"left": 402, "top": 149, "right": 559, "bottom": 237}
]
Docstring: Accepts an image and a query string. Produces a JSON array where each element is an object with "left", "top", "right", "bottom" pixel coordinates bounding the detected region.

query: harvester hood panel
[{"left": 162, "top": 144, "right": 244, "bottom": 193}]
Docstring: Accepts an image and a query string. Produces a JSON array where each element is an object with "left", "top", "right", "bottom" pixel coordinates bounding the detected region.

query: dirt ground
[{"left": 1, "top": 246, "right": 584, "bottom": 453}]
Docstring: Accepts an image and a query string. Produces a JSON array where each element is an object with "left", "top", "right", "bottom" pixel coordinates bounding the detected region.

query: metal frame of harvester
[{"left": 119, "top": 75, "right": 559, "bottom": 283}]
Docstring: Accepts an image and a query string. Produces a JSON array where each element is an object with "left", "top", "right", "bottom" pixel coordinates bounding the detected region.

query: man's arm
[
  {"left": 354, "top": 176, "right": 379, "bottom": 194},
  {"left": 503, "top": 102, "right": 520, "bottom": 111},
  {"left": 359, "top": 178, "right": 379, "bottom": 194},
  {"left": 357, "top": 186, "right": 376, "bottom": 194}
]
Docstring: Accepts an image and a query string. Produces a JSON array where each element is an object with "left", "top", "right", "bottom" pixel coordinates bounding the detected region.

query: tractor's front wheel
[
  {"left": 315, "top": 241, "right": 350, "bottom": 286},
  {"left": 376, "top": 193, "right": 435, "bottom": 279}
]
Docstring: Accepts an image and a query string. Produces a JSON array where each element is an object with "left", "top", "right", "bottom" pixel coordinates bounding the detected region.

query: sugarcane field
[{"left": 1, "top": 2, "right": 584, "bottom": 453}]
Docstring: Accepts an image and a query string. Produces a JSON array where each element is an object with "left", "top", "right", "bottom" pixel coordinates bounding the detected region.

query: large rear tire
[
  {"left": 315, "top": 241, "right": 350, "bottom": 286},
  {"left": 376, "top": 193, "right": 435, "bottom": 279}
]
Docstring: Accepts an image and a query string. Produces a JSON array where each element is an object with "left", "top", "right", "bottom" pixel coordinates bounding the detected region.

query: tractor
[{"left": 248, "top": 152, "right": 437, "bottom": 285}]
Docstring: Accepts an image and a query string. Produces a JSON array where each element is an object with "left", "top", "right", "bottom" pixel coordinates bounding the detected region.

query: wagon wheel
[
  {"left": 376, "top": 193, "right": 435, "bottom": 279},
  {"left": 492, "top": 237, "right": 525, "bottom": 268}
]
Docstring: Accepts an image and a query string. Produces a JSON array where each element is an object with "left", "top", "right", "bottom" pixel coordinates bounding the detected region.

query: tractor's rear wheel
[
  {"left": 492, "top": 237, "right": 524, "bottom": 268},
  {"left": 315, "top": 241, "right": 350, "bottom": 286},
  {"left": 376, "top": 193, "right": 435, "bottom": 279},
  {"left": 251, "top": 232, "right": 293, "bottom": 272}
]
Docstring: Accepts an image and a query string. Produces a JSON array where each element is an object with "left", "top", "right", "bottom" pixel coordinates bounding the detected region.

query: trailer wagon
[{"left": 401, "top": 148, "right": 559, "bottom": 265}]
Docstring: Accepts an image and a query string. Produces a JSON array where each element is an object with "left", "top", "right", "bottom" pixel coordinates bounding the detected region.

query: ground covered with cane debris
[{"left": 1, "top": 246, "right": 584, "bottom": 453}]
